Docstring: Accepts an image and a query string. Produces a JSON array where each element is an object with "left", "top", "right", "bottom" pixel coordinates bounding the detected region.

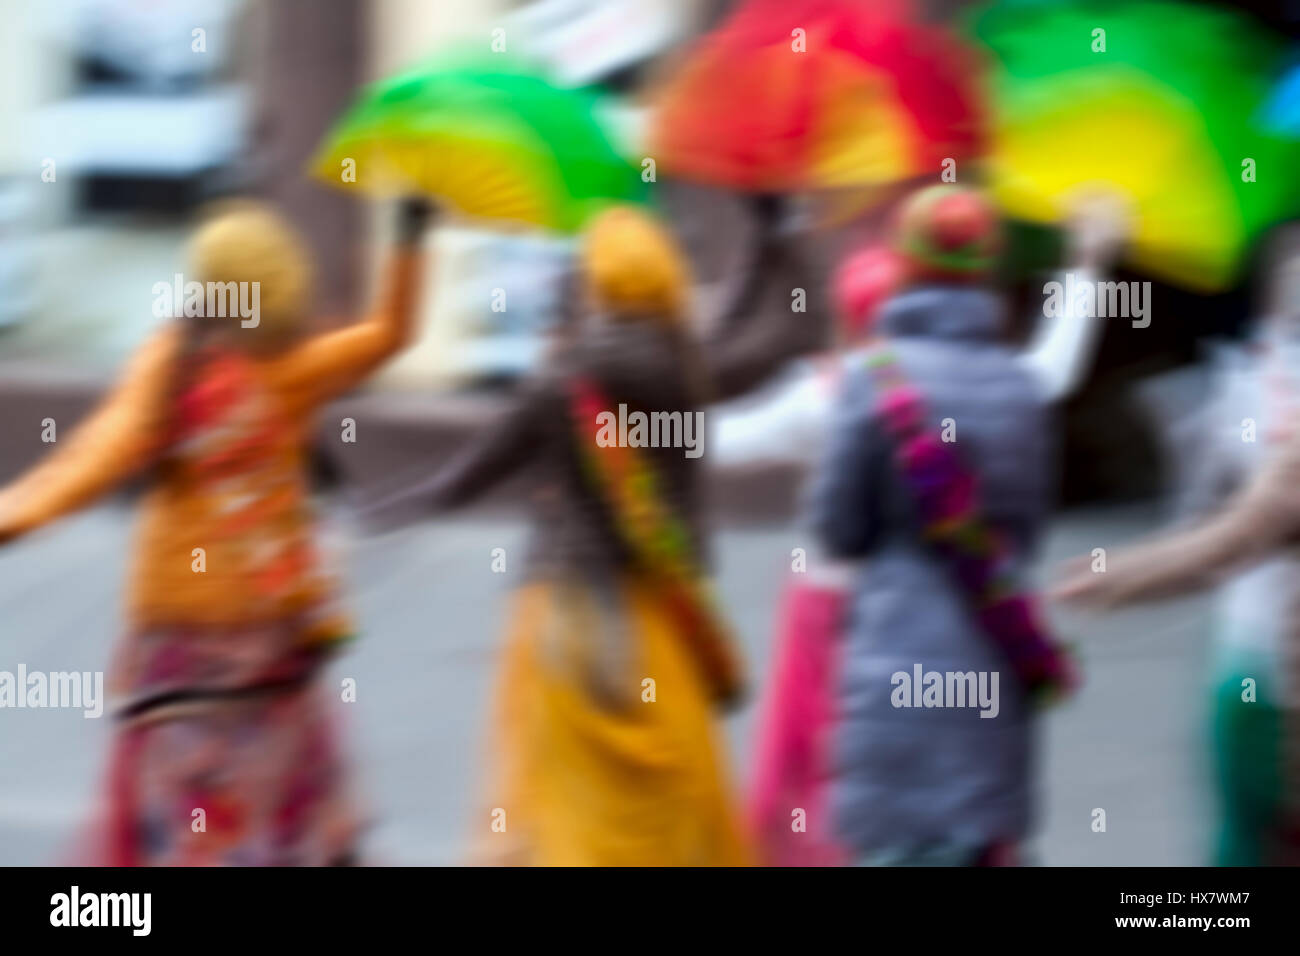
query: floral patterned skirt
[{"left": 93, "top": 619, "right": 359, "bottom": 866}]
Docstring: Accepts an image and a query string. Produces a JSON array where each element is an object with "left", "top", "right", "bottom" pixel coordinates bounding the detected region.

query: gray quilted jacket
[{"left": 809, "top": 284, "right": 1053, "bottom": 856}]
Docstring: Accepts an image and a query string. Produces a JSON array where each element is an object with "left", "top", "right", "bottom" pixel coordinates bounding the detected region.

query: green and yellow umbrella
[
  {"left": 970, "top": 0, "right": 1300, "bottom": 290},
  {"left": 311, "top": 56, "right": 648, "bottom": 234}
]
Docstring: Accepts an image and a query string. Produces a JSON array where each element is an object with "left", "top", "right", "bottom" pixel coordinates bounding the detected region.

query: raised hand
[
  {"left": 1065, "top": 188, "right": 1131, "bottom": 272},
  {"left": 396, "top": 196, "right": 437, "bottom": 245}
]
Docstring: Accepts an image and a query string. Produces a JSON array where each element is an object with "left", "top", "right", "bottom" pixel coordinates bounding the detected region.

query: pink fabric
[
  {"left": 832, "top": 245, "right": 906, "bottom": 340},
  {"left": 748, "top": 579, "right": 849, "bottom": 866}
]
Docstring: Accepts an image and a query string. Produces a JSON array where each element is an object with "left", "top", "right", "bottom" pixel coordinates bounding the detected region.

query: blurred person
[
  {"left": 364, "top": 197, "right": 826, "bottom": 866},
  {"left": 720, "top": 242, "right": 905, "bottom": 867},
  {"left": 806, "top": 184, "right": 1122, "bottom": 867},
  {"left": 1054, "top": 226, "right": 1300, "bottom": 866},
  {"left": 0, "top": 197, "right": 433, "bottom": 865},
  {"left": 727, "top": 197, "right": 1118, "bottom": 866}
]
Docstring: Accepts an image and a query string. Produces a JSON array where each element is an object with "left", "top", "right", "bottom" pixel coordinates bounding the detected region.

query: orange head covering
[{"left": 580, "top": 206, "right": 690, "bottom": 324}]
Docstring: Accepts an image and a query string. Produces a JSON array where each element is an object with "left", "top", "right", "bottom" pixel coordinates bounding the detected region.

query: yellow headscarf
[{"left": 580, "top": 206, "right": 690, "bottom": 324}]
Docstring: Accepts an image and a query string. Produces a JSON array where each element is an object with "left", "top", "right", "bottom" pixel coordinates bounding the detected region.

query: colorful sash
[
  {"left": 864, "top": 348, "right": 1076, "bottom": 703},
  {"left": 568, "top": 377, "right": 745, "bottom": 708}
]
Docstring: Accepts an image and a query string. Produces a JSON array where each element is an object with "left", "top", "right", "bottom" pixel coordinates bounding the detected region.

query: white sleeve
[
  {"left": 711, "top": 368, "right": 830, "bottom": 468},
  {"left": 1018, "top": 267, "right": 1105, "bottom": 403}
]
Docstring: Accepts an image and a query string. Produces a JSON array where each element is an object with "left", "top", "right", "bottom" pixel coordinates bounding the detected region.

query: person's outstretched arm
[
  {"left": 1054, "top": 426, "right": 1300, "bottom": 608},
  {"left": 711, "top": 368, "right": 828, "bottom": 468},
  {"left": 1018, "top": 264, "right": 1104, "bottom": 403},
  {"left": 703, "top": 195, "right": 778, "bottom": 340},
  {"left": 357, "top": 374, "right": 550, "bottom": 532},
  {"left": 0, "top": 325, "right": 179, "bottom": 543},
  {"left": 1018, "top": 198, "right": 1126, "bottom": 402},
  {"left": 273, "top": 198, "right": 433, "bottom": 411},
  {"left": 705, "top": 197, "right": 828, "bottom": 402}
]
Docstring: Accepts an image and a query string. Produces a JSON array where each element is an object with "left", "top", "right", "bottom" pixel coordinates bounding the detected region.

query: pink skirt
[{"left": 747, "top": 579, "right": 848, "bottom": 866}]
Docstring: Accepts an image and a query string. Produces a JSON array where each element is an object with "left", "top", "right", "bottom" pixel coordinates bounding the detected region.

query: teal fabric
[{"left": 1209, "top": 649, "right": 1283, "bottom": 866}]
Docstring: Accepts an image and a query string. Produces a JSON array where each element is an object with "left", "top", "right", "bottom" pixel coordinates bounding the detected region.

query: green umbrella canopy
[
  {"left": 969, "top": 0, "right": 1300, "bottom": 290},
  {"left": 312, "top": 54, "right": 649, "bottom": 234}
]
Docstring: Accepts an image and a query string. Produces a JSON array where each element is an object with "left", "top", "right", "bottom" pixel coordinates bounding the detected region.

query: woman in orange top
[{"left": 0, "top": 198, "right": 431, "bottom": 865}]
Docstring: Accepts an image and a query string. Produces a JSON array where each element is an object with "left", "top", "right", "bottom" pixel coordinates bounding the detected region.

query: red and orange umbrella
[{"left": 651, "top": 0, "right": 985, "bottom": 193}]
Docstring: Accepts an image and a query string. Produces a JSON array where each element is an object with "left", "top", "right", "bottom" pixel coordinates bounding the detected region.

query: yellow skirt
[{"left": 472, "top": 580, "right": 752, "bottom": 866}]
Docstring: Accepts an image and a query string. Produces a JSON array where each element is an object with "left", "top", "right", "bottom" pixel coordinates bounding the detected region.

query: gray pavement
[{"left": 0, "top": 500, "right": 1213, "bottom": 865}]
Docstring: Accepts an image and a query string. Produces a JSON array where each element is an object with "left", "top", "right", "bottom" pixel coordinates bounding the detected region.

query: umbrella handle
[
  {"left": 750, "top": 192, "right": 785, "bottom": 228},
  {"left": 397, "top": 197, "right": 437, "bottom": 245}
]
